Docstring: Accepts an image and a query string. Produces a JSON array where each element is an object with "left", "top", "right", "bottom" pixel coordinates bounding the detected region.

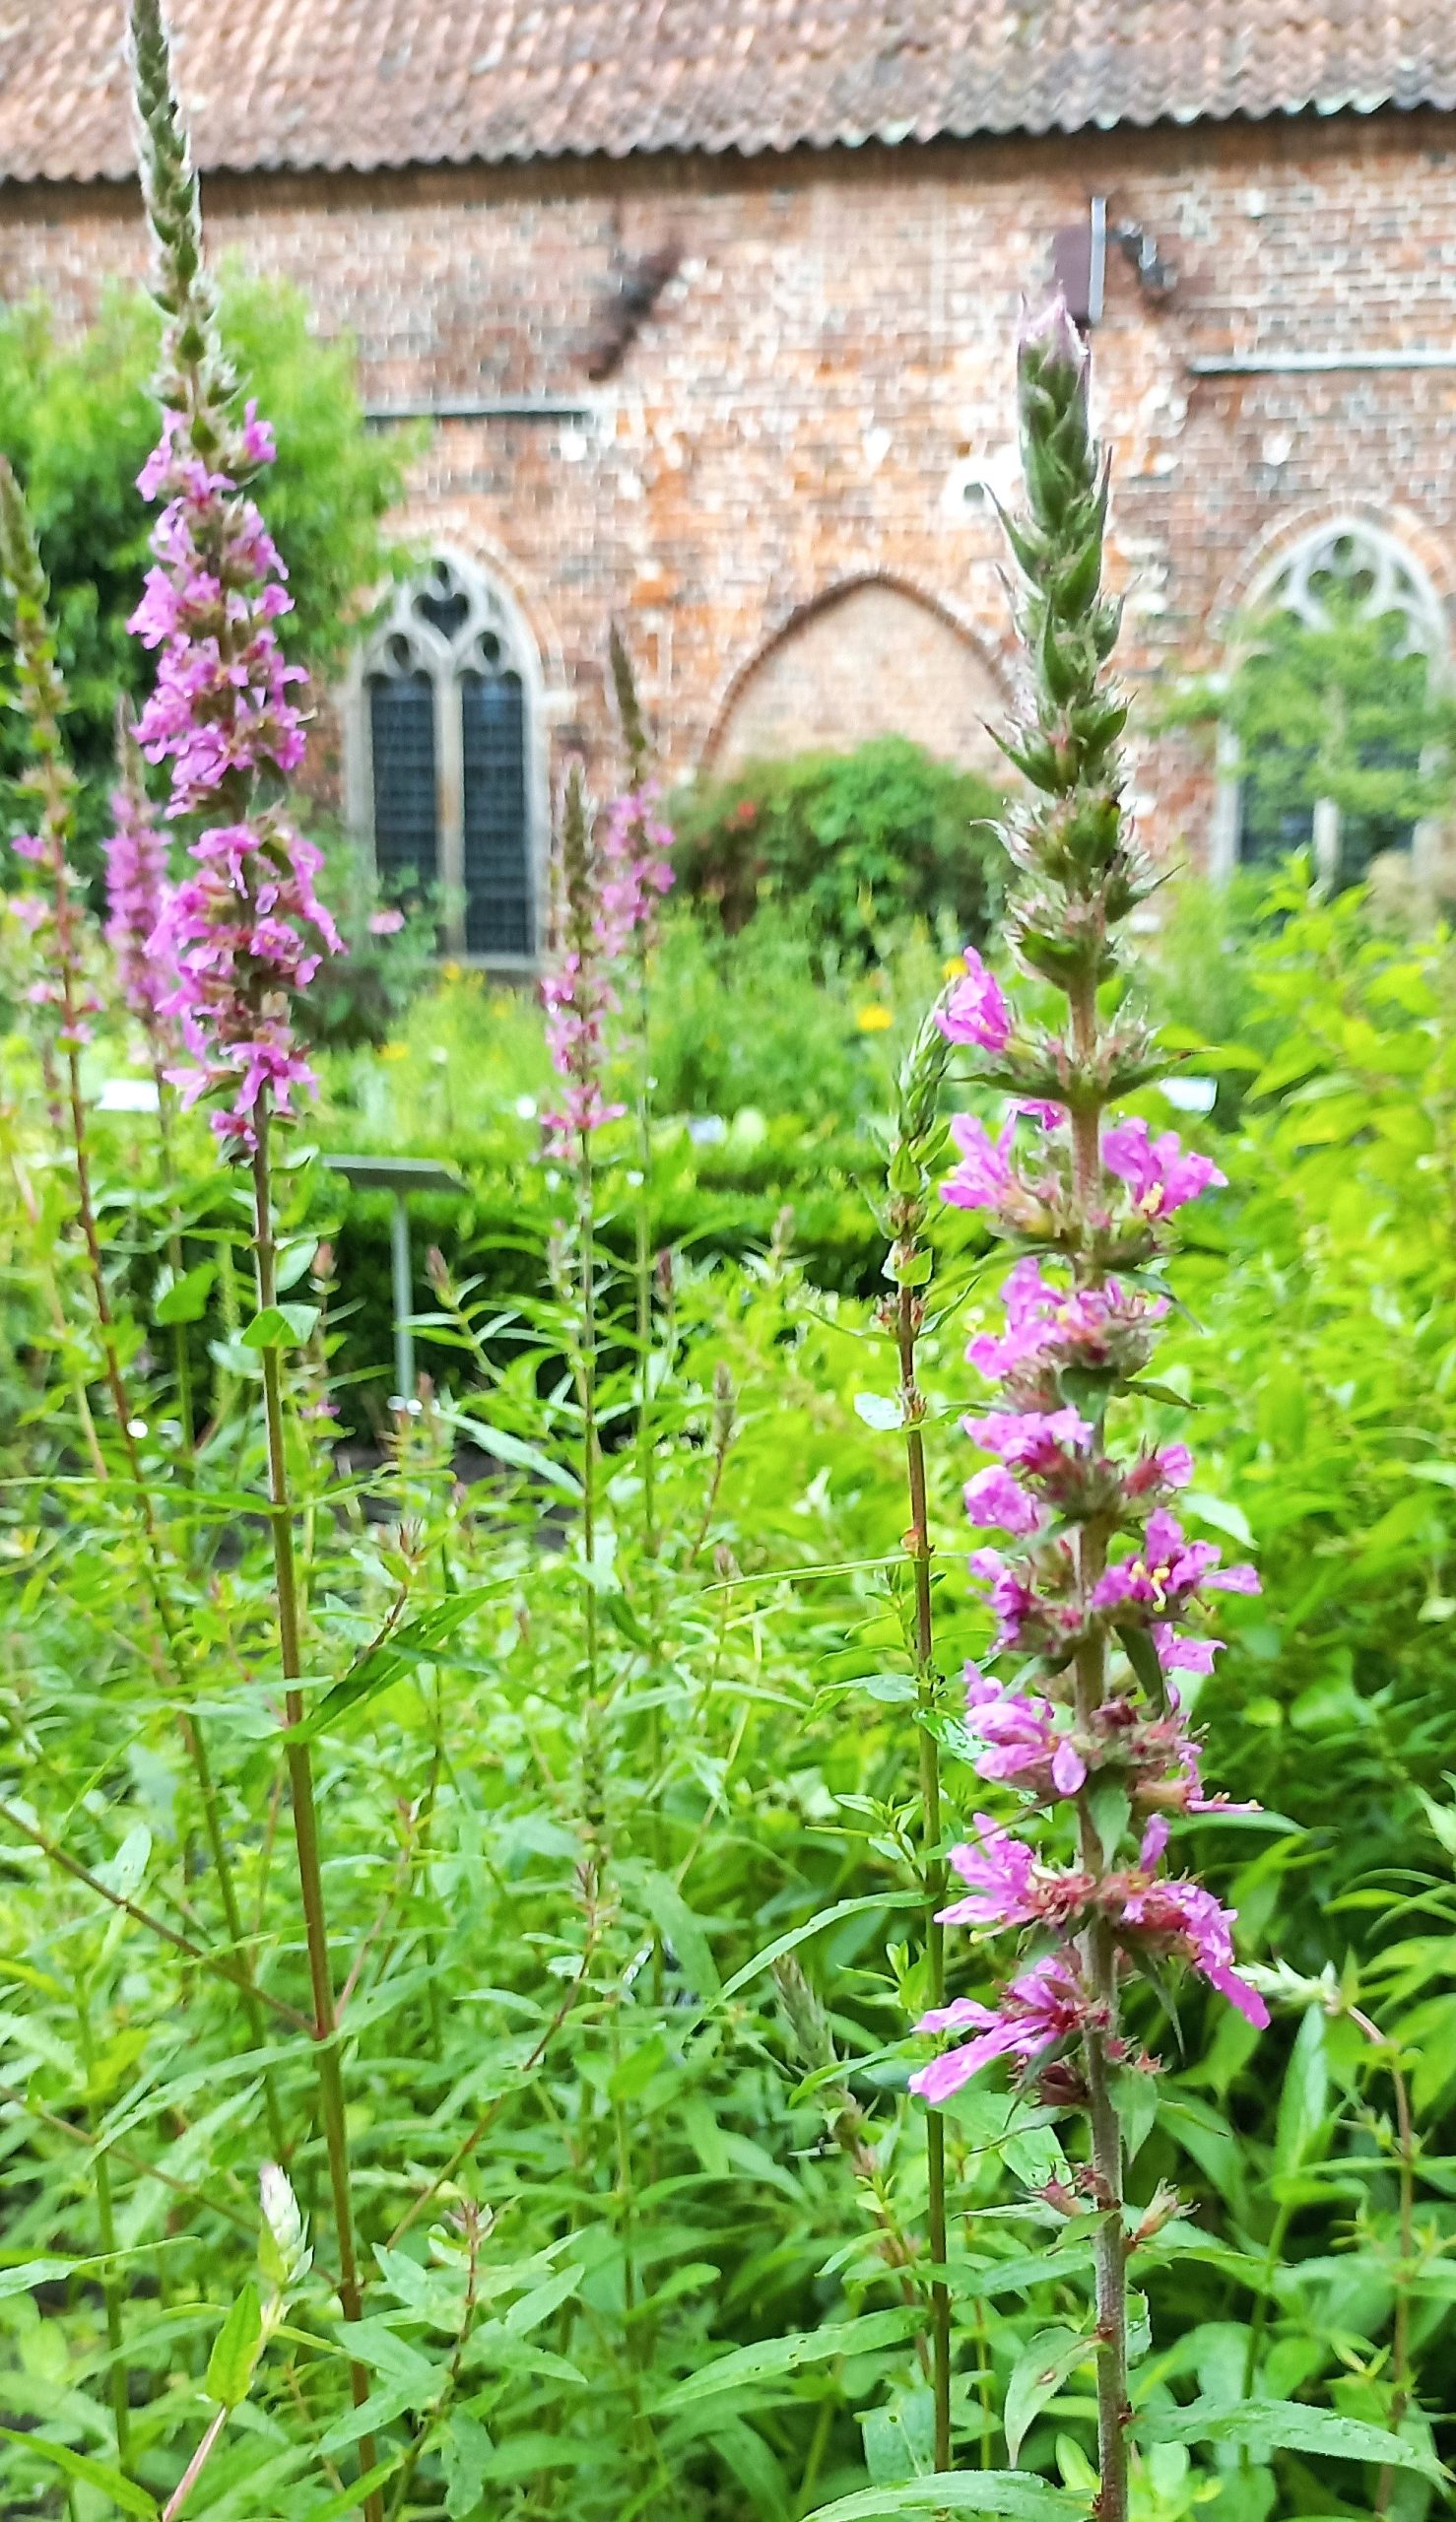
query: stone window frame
[
  {"left": 344, "top": 548, "right": 549, "bottom": 968},
  {"left": 1209, "top": 515, "right": 1450, "bottom": 889}
]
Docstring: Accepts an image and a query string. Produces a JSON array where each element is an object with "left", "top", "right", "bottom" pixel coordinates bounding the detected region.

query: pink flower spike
[{"left": 936, "top": 950, "right": 1012, "bottom": 1053}]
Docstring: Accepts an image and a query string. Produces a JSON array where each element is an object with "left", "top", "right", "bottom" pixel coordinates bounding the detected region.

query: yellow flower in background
[
  {"left": 856, "top": 1004, "right": 893, "bottom": 1033},
  {"left": 441, "top": 960, "right": 464, "bottom": 983},
  {"left": 943, "top": 955, "right": 968, "bottom": 980},
  {"left": 379, "top": 1042, "right": 410, "bottom": 1063}
]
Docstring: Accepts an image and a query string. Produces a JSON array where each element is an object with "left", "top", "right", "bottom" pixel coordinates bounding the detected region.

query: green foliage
[
  {"left": 0, "top": 279, "right": 410, "bottom": 860},
  {"left": 1167, "top": 589, "right": 1456, "bottom": 891},
  {"left": 671, "top": 737, "right": 1006, "bottom": 957},
  {"left": 3, "top": 873, "right": 1454, "bottom": 2516}
]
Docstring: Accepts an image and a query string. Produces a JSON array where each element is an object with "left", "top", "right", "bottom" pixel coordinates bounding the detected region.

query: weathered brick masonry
[{"left": 5, "top": 105, "right": 1456, "bottom": 861}]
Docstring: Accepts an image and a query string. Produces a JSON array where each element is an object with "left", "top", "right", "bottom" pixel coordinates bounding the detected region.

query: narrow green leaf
[
  {"left": 205, "top": 2280, "right": 264, "bottom": 2409},
  {"left": 803, "top": 2472, "right": 1082, "bottom": 2519},
  {"left": 0, "top": 2429, "right": 160, "bottom": 2517},
  {"left": 441, "top": 1404, "right": 582, "bottom": 1496},
  {"left": 1139, "top": 2397, "right": 1444, "bottom": 2481},
  {"left": 240, "top": 1306, "right": 290, "bottom": 1351},
  {"left": 1004, "top": 2326, "right": 1092, "bottom": 2464},
  {"left": 630, "top": 1866, "right": 722, "bottom": 2002},
  {"left": 716, "top": 1893, "right": 921, "bottom": 2008},
  {"left": 653, "top": 2307, "right": 922, "bottom": 2413},
  {"left": 1274, "top": 2005, "right": 1330, "bottom": 2179},
  {"left": 297, "top": 2452, "right": 407, "bottom": 2519},
  {"left": 156, "top": 1260, "right": 216, "bottom": 1324}
]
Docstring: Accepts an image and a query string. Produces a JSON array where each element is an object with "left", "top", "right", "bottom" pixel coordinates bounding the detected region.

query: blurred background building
[{"left": 2, "top": 1, "right": 1455, "bottom": 957}]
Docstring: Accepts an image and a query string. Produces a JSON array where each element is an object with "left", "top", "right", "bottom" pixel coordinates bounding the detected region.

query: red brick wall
[{"left": 6, "top": 108, "right": 1456, "bottom": 865}]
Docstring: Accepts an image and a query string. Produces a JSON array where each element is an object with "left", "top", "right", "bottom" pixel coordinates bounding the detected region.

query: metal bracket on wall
[{"left": 363, "top": 396, "right": 599, "bottom": 427}]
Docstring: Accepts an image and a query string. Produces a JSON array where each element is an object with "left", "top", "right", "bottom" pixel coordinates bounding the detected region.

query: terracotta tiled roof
[{"left": 1, "top": 0, "right": 1453, "bottom": 187}]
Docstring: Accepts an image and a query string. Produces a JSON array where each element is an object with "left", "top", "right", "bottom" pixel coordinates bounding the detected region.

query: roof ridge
[{"left": 0, "top": 0, "right": 1452, "bottom": 188}]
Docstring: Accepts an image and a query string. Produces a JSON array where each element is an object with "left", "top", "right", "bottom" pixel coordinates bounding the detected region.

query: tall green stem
[
  {"left": 1373, "top": 2056, "right": 1417, "bottom": 2516},
  {"left": 1068, "top": 982, "right": 1129, "bottom": 2522},
  {"left": 251, "top": 1115, "right": 381, "bottom": 2522},
  {"left": 575, "top": 1129, "right": 600, "bottom": 1695},
  {"left": 77, "top": 1989, "right": 130, "bottom": 2471},
  {"left": 62, "top": 1026, "right": 286, "bottom": 2156},
  {"left": 897, "top": 1285, "right": 951, "bottom": 2473},
  {"left": 155, "top": 1068, "right": 195, "bottom": 1468}
]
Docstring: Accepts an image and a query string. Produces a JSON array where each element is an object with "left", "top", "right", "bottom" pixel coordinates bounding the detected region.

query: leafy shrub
[{"left": 671, "top": 735, "right": 1005, "bottom": 956}]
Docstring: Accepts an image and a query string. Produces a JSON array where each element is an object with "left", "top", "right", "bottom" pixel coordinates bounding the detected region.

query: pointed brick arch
[{"left": 702, "top": 576, "right": 1009, "bottom": 776}]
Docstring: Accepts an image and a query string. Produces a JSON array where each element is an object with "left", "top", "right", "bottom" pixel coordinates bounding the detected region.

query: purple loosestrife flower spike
[
  {"left": 542, "top": 762, "right": 626, "bottom": 1154},
  {"left": 127, "top": 0, "right": 342, "bottom": 1155},
  {"left": 0, "top": 457, "right": 103, "bottom": 1057},
  {"left": 902, "top": 299, "right": 1264, "bottom": 2520}
]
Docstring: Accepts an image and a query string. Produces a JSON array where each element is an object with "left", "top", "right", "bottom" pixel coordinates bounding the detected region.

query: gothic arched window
[
  {"left": 355, "top": 556, "right": 541, "bottom": 962},
  {"left": 1219, "top": 522, "right": 1448, "bottom": 891}
]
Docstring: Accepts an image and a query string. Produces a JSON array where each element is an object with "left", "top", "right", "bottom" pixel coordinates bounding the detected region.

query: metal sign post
[{"left": 323, "top": 1156, "right": 466, "bottom": 1405}]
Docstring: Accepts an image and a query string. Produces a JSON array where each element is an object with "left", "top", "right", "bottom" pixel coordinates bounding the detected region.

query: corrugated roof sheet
[{"left": 1, "top": 0, "right": 1452, "bottom": 187}]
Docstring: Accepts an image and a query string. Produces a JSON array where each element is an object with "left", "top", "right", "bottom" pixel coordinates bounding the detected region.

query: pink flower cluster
[
  {"left": 909, "top": 1812, "right": 1267, "bottom": 2104},
  {"left": 940, "top": 1095, "right": 1224, "bottom": 1238},
  {"left": 542, "top": 952, "right": 627, "bottom": 1155},
  {"left": 909, "top": 1052, "right": 1265, "bottom": 2108},
  {"left": 965, "top": 1256, "right": 1167, "bottom": 1390},
  {"left": 103, "top": 774, "right": 172, "bottom": 1030},
  {"left": 597, "top": 778, "right": 675, "bottom": 954},
  {"left": 542, "top": 778, "right": 675, "bottom": 1156},
  {"left": 10, "top": 828, "right": 102, "bottom": 1050},
  {"left": 962, "top": 1662, "right": 1256, "bottom": 1817},
  {"left": 129, "top": 403, "right": 342, "bottom": 1150}
]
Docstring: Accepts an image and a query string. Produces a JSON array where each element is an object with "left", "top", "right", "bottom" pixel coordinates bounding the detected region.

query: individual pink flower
[
  {"left": 964, "top": 1665, "right": 1087, "bottom": 1797},
  {"left": 936, "top": 950, "right": 1012, "bottom": 1053},
  {"left": 1118, "top": 1822, "right": 1270, "bottom": 2025},
  {"left": 909, "top": 1953, "right": 1100, "bottom": 2103},
  {"left": 368, "top": 905, "right": 405, "bottom": 936},
  {"left": 963, "top": 1464, "right": 1044, "bottom": 1536},
  {"left": 940, "top": 1112, "right": 1015, "bottom": 1213},
  {"left": 937, "top": 1816, "right": 1041, "bottom": 1930},
  {"left": 1126, "top": 1441, "right": 1196, "bottom": 1495},
  {"left": 1102, "top": 1116, "right": 1226, "bottom": 1220},
  {"left": 963, "top": 1405, "right": 1092, "bottom": 1469},
  {"left": 1093, "top": 1510, "right": 1259, "bottom": 1621}
]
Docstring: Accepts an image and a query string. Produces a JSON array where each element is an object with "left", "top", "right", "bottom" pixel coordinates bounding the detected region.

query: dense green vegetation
[{"left": 1, "top": 872, "right": 1453, "bottom": 2519}]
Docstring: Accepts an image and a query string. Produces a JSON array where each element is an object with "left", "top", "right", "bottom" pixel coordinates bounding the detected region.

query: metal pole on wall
[
  {"left": 390, "top": 1190, "right": 414, "bottom": 1406},
  {"left": 323, "top": 1156, "right": 467, "bottom": 1410}
]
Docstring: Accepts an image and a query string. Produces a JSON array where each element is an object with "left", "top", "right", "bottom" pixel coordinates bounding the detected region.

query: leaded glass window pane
[
  {"left": 368, "top": 671, "right": 437, "bottom": 891},
  {"left": 461, "top": 670, "right": 532, "bottom": 957}
]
